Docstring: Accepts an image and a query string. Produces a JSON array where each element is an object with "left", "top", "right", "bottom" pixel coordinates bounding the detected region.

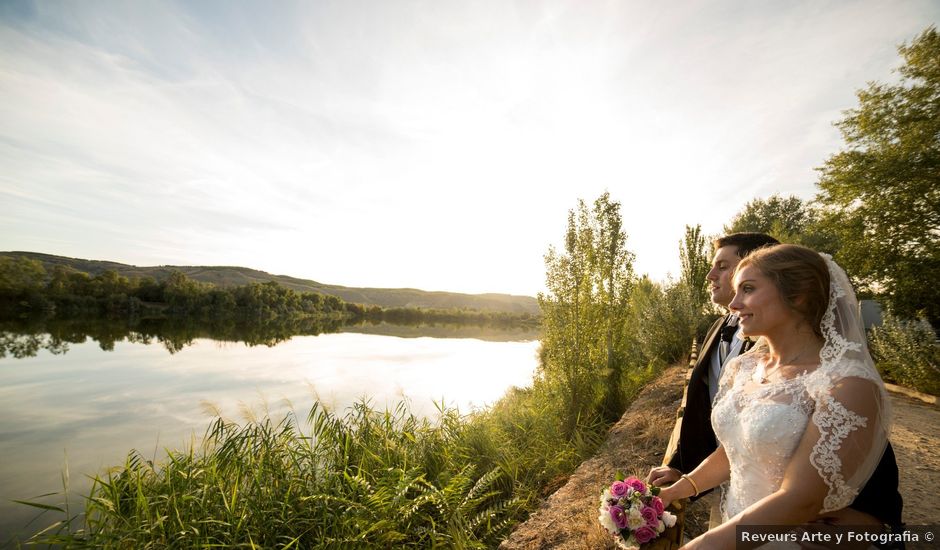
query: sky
[{"left": 1, "top": 1, "right": 938, "bottom": 297}]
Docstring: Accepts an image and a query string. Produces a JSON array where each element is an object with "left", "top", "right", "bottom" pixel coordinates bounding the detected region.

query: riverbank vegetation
[
  {"left": 0, "top": 251, "right": 540, "bottom": 315},
  {"left": 25, "top": 391, "right": 606, "bottom": 547},
  {"left": 0, "top": 258, "right": 538, "bottom": 332}
]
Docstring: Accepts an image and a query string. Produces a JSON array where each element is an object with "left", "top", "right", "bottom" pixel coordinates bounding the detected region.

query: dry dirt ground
[
  {"left": 499, "top": 366, "right": 940, "bottom": 549},
  {"left": 890, "top": 392, "right": 940, "bottom": 526}
]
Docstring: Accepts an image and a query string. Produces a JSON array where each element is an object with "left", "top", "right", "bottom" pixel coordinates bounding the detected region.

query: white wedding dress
[
  {"left": 711, "top": 353, "right": 885, "bottom": 521},
  {"left": 709, "top": 254, "right": 891, "bottom": 525}
]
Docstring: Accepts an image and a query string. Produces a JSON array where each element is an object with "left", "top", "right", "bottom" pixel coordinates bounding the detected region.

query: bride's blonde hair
[{"left": 735, "top": 244, "right": 831, "bottom": 337}]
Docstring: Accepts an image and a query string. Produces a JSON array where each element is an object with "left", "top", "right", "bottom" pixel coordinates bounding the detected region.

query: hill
[{"left": 0, "top": 251, "right": 540, "bottom": 315}]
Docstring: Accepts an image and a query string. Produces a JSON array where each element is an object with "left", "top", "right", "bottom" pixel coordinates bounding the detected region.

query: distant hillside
[{"left": 0, "top": 252, "right": 540, "bottom": 315}]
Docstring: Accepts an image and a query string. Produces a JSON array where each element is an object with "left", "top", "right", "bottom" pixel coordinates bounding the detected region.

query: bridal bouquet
[{"left": 598, "top": 474, "right": 677, "bottom": 550}]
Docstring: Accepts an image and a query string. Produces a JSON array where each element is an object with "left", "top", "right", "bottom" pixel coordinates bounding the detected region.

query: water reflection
[
  {"left": 0, "top": 317, "right": 541, "bottom": 359},
  {"left": 0, "top": 331, "right": 70, "bottom": 359},
  {"left": 0, "top": 316, "right": 346, "bottom": 357},
  {"left": 0, "top": 321, "right": 540, "bottom": 543}
]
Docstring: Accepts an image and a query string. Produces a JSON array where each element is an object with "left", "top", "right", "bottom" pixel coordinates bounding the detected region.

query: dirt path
[
  {"left": 890, "top": 393, "right": 940, "bottom": 525},
  {"left": 500, "top": 367, "right": 940, "bottom": 549}
]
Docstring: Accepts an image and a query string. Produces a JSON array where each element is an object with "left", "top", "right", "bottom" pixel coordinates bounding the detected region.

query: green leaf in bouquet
[
  {"left": 616, "top": 471, "right": 625, "bottom": 482},
  {"left": 651, "top": 486, "right": 660, "bottom": 496}
]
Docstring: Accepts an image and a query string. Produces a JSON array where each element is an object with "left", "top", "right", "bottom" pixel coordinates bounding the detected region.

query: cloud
[{"left": 1, "top": 0, "right": 938, "bottom": 293}]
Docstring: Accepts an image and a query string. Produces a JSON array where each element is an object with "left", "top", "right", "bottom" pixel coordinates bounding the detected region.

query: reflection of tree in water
[
  {"left": 0, "top": 316, "right": 346, "bottom": 358},
  {"left": 0, "top": 331, "right": 69, "bottom": 359},
  {"left": 0, "top": 315, "right": 538, "bottom": 358}
]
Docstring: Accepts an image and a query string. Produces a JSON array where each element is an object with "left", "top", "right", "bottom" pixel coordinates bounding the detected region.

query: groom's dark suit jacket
[
  {"left": 666, "top": 314, "right": 903, "bottom": 527},
  {"left": 666, "top": 315, "right": 730, "bottom": 478}
]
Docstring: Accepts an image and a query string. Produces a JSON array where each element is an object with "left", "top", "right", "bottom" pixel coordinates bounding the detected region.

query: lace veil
[{"left": 803, "top": 253, "right": 892, "bottom": 512}]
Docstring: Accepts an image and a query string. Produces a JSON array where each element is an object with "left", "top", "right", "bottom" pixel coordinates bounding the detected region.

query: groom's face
[{"left": 706, "top": 245, "right": 741, "bottom": 308}]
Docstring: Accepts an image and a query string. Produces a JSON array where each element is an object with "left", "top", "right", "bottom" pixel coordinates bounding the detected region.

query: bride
[{"left": 658, "top": 244, "right": 894, "bottom": 549}]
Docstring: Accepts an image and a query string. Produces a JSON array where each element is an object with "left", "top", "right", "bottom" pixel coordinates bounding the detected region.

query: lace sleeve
[{"left": 805, "top": 366, "right": 890, "bottom": 513}]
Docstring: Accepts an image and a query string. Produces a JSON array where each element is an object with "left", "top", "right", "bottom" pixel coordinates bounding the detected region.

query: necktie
[{"left": 719, "top": 317, "right": 737, "bottom": 365}]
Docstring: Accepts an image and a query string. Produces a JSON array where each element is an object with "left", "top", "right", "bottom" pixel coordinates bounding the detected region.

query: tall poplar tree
[
  {"left": 538, "top": 192, "right": 635, "bottom": 435},
  {"left": 591, "top": 193, "right": 635, "bottom": 422},
  {"left": 678, "top": 224, "right": 711, "bottom": 313}
]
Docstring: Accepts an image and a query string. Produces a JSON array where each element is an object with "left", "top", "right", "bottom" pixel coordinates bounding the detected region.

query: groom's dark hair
[{"left": 713, "top": 232, "right": 779, "bottom": 258}]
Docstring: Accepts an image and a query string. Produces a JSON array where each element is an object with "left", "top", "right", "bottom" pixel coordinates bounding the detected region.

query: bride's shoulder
[
  {"left": 804, "top": 357, "right": 883, "bottom": 395},
  {"left": 737, "top": 348, "right": 765, "bottom": 367},
  {"left": 725, "top": 350, "right": 761, "bottom": 377},
  {"left": 814, "top": 357, "right": 876, "bottom": 380}
]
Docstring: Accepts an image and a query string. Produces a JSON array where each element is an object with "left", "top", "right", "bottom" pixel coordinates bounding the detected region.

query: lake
[{"left": 0, "top": 322, "right": 540, "bottom": 543}]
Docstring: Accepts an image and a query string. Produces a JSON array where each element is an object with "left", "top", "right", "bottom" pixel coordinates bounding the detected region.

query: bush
[
  {"left": 869, "top": 313, "right": 940, "bottom": 395},
  {"left": 624, "top": 276, "right": 714, "bottom": 370}
]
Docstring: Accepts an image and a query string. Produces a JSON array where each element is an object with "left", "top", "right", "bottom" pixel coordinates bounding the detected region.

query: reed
[{"left": 21, "top": 368, "right": 659, "bottom": 548}]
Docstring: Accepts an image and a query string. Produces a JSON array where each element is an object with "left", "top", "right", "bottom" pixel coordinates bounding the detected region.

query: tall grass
[{"left": 20, "top": 365, "right": 660, "bottom": 549}]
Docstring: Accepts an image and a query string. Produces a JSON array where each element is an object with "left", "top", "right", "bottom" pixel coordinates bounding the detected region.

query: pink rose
[
  {"left": 624, "top": 476, "right": 647, "bottom": 494},
  {"left": 609, "top": 505, "right": 629, "bottom": 530},
  {"left": 634, "top": 525, "right": 657, "bottom": 544},
  {"left": 640, "top": 505, "right": 658, "bottom": 526},
  {"left": 610, "top": 481, "right": 629, "bottom": 499},
  {"left": 650, "top": 496, "right": 665, "bottom": 516}
]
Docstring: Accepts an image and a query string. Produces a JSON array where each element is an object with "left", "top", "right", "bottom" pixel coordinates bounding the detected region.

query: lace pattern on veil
[{"left": 804, "top": 254, "right": 891, "bottom": 513}]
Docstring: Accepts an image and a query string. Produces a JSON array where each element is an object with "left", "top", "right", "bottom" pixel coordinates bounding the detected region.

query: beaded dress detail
[{"left": 709, "top": 253, "right": 891, "bottom": 523}]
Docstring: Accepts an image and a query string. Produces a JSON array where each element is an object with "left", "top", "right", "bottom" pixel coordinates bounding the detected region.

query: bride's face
[{"left": 729, "top": 265, "right": 802, "bottom": 338}]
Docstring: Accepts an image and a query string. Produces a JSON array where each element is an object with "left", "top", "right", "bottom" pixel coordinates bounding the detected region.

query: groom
[
  {"left": 649, "top": 232, "right": 903, "bottom": 529},
  {"left": 654, "top": 233, "right": 778, "bottom": 489}
]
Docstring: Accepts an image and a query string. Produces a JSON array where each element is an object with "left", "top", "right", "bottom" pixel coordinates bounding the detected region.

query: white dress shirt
[{"left": 708, "top": 323, "right": 745, "bottom": 403}]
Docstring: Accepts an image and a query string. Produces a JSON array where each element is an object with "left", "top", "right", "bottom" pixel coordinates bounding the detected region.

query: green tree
[
  {"left": 46, "top": 265, "right": 75, "bottom": 297},
  {"left": 724, "top": 195, "right": 837, "bottom": 253},
  {"left": 539, "top": 207, "right": 592, "bottom": 438},
  {"left": 163, "top": 271, "right": 208, "bottom": 313},
  {"left": 135, "top": 276, "right": 163, "bottom": 302},
  {"left": 538, "top": 193, "right": 635, "bottom": 435},
  {"left": 0, "top": 256, "right": 50, "bottom": 312},
  {"left": 91, "top": 270, "right": 132, "bottom": 298},
  {"left": 815, "top": 27, "right": 940, "bottom": 323},
  {"left": 589, "top": 192, "right": 635, "bottom": 422},
  {"left": 678, "top": 224, "right": 711, "bottom": 314},
  {"left": 0, "top": 256, "right": 46, "bottom": 293},
  {"left": 724, "top": 195, "right": 808, "bottom": 238},
  {"left": 623, "top": 276, "right": 702, "bottom": 367}
]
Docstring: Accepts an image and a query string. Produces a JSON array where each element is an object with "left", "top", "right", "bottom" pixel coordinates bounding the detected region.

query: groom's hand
[{"left": 647, "top": 466, "right": 681, "bottom": 487}]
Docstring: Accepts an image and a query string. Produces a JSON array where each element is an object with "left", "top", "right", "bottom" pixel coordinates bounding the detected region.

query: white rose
[
  {"left": 657, "top": 519, "right": 665, "bottom": 533},
  {"left": 627, "top": 506, "right": 645, "bottom": 530},
  {"left": 600, "top": 489, "right": 612, "bottom": 504},
  {"left": 662, "top": 511, "right": 677, "bottom": 528},
  {"left": 598, "top": 505, "right": 619, "bottom": 534}
]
